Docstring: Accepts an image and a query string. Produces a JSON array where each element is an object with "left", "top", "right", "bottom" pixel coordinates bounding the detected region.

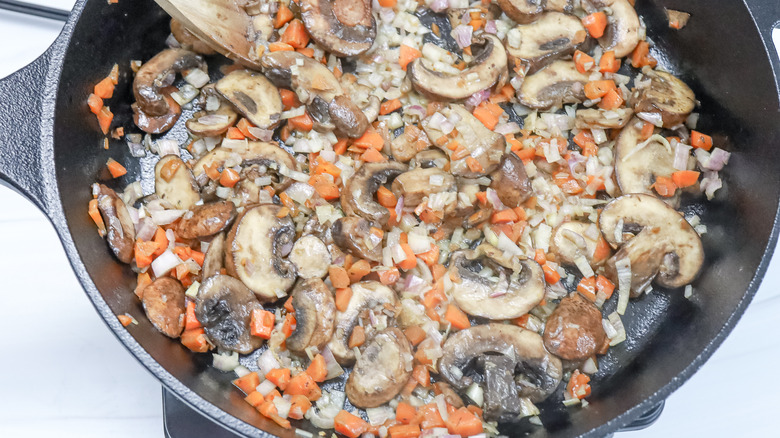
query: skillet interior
[{"left": 49, "top": 0, "right": 780, "bottom": 436}]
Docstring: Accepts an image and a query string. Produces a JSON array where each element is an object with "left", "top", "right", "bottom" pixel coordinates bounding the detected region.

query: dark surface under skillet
[{"left": 1, "top": 0, "right": 780, "bottom": 437}]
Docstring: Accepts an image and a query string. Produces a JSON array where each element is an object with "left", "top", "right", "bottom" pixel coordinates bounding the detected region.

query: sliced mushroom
[
  {"left": 497, "top": 0, "right": 544, "bottom": 24},
  {"left": 155, "top": 155, "right": 200, "bottom": 210},
  {"left": 599, "top": 194, "right": 704, "bottom": 295},
  {"left": 340, "top": 73, "right": 382, "bottom": 124},
  {"left": 195, "top": 274, "right": 265, "bottom": 354},
  {"left": 225, "top": 204, "right": 297, "bottom": 302},
  {"left": 170, "top": 18, "right": 215, "bottom": 55},
  {"left": 615, "top": 117, "right": 678, "bottom": 200},
  {"left": 390, "top": 124, "right": 431, "bottom": 163},
  {"left": 192, "top": 141, "right": 298, "bottom": 192},
  {"left": 550, "top": 221, "right": 611, "bottom": 267},
  {"left": 331, "top": 217, "right": 383, "bottom": 262},
  {"left": 328, "top": 94, "right": 369, "bottom": 138},
  {"left": 631, "top": 69, "right": 696, "bottom": 128},
  {"left": 132, "top": 48, "right": 204, "bottom": 133},
  {"left": 543, "top": 293, "right": 606, "bottom": 360},
  {"left": 202, "top": 232, "right": 226, "bottom": 280},
  {"left": 449, "top": 244, "right": 545, "bottom": 320},
  {"left": 408, "top": 34, "right": 508, "bottom": 101},
  {"left": 289, "top": 235, "right": 331, "bottom": 279},
  {"left": 422, "top": 105, "right": 505, "bottom": 177},
  {"left": 300, "top": 0, "right": 376, "bottom": 57},
  {"left": 96, "top": 184, "right": 135, "bottom": 264},
  {"left": 575, "top": 107, "right": 633, "bottom": 129},
  {"left": 391, "top": 168, "right": 457, "bottom": 213},
  {"left": 412, "top": 149, "right": 448, "bottom": 169},
  {"left": 505, "top": 12, "right": 587, "bottom": 74},
  {"left": 176, "top": 201, "right": 237, "bottom": 239},
  {"left": 216, "top": 69, "right": 283, "bottom": 129},
  {"left": 489, "top": 152, "right": 532, "bottom": 208},
  {"left": 545, "top": 0, "right": 573, "bottom": 13},
  {"left": 518, "top": 60, "right": 590, "bottom": 109},
  {"left": 142, "top": 277, "right": 186, "bottom": 338},
  {"left": 341, "top": 161, "right": 407, "bottom": 227},
  {"left": 286, "top": 278, "right": 337, "bottom": 355},
  {"left": 346, "top": 328, "right": 413, "bottom": 408},
  {"left": 439, "top": 324, "right": 563, "bottom": 403},
  {"left": 185, "top": 92, "right": 239, "bottom": 137},
  {"left": 478, "top": 354, "right": 523, "bottom": 422},
  {"left": 327, "top": 281, "right": 398, "bottom": 365},
  {"left": 589, "top": 0, "right": 640, "bottom": 58}
]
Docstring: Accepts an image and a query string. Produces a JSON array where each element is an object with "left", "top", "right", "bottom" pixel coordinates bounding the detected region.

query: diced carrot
[
  {"left": 396, "top": 402, "right": 418, "bottom": 425},
  {"left": 159, "top": 158, "right": 182, "bottom": 183},
  {"left": 542, "top": 264, "right": 561, "bottom": 284},
  {"left": 577, "top": 276, "right": 597, "bottom": 302},
  {"left": 117, "top": 314, "right": 133, "bottom": 327},
  {"left": 279, "top": 89, "right": 299, "bottom": 110},
  {"left": 258, "top": 400, "right": 278, "bottom": 418},
  {"left": 181, "top": 328, "right": 210, "bottom": 353},
  {"left": 348, "top": 325, "right": 366, "bottom": 349},
  {"left": 584, "top": 80, "right": 616, "bottom": 100},
  {"left": 284, "top": 296, "right": 295, "bottom": 313},
  {"left": 236, "top": 118, "right": 258, "bottom": 140},
  {"left": 94, "top": 77, "right": 115, "bottom": 99},
  {"left": 465, "top": 156, "right": 484, "bottom": 173},
  {"left": 288, "top": 394, "right": 312, "bottom": 420},
  {"left": 444, "top": 304, "right": 471, "bottom": 330},
  {"left": 183, "top": 301, "right": 202, "bottom": 330},
  {"left": 582, "top": 12, "right": 608, "bottom": 38},
  {"left": 472, "top": 101, "right": 503, "bottom": 130},
  {"left": 309, "top": 173, "right": 340, "bottom": 200},
  {"left": 534, "top": 249, "right": 547, "bottom": 265},
  {"left": 445, "top": 408, "right": 483, "bottom": 436},
  {"left": 490, "top": 209, "right": 519, "bottom": 224},
  {"left": 330, "top": 266, "right": 351, "bottom": 289},
  {"left": 88, "top": 93, "right": 103, "bottom": 114},
  {"left": 88, "top": 198, "right": 106, "bottom": 236},
  {"left": 592, "top": 235, "right": 611, "bottom": 264},
  {"left": 265, "top": 389, "right": 282, "bottom": 401},
  {"left": 266, "top": 368, "right": 292, "bottom": 390},
  {"left": 353, "top": 129, "right": 385, "bottom": 150},
  {"left": 598, "top": 88, "right": 624, "bottom": 110},
  {"left": 417, "top": 245, "right": 440, "bottom": 267},
  {"left": 282, "top": 313, "right": 296, "bottom": 338},
  {"left": 226, "top": 126, "right": 245, "bottom": 140},
  {"left": 398, "top": 243, "right": 417, "bottom": 270},
  {"left": 347, "top": 259, "right": 371, "bottom": 284},
  {"left": 378, "top": 267, "right": 401, "bottom": 285},
  {"left": 233, "top": 372, "right": 261, "bottom": 395},
  {"left": 380, "top": 98, "right": 402, "bottom": 115},
  {"left": 288, "top": 111, "right": 313, "bottom": 131},
  {"left": 250, "top": 308, "right": 275, "bottom": 339},
  {"left": 274, "top": 3, "right": 294, "bottom": 28},
  {"left": 377, "top": 185, "right": 398, "bottom": 208},
  {"left": 672, "top": 170, "right": 700, "bottom": 188},
  {"left": 135, "top": 272, "right": 152, "bottom": 299},
  {"left": 388, "top": 424, "right": 421, "bottom": 438},
  {"left": 97, "top": 106, "right": 114, "bottom": 134},
  {"left": 640, "top": 121, "right": 655, "bottom": 140},
  {"left": 691, "top": 131, "right": 713, "bottom": 151},
  {"left": 417, "top": 403, "right": 445, "bottom": 429},
  {"left": 567, "top": 369, "right": 592, "bottom": 399},
  {"left": 552, "top": 170, "right": 584, "bottom": 195},
  {"left": 203, "top": 162, "right": 221, "bottom": 181},
  {"left": 281, "top": 19, "right": 310, "bottom": 49},
  {"left": 334, "top": 138, "right": 349, "bottom": 155},
  {"left": 296, "top": 47, "right": 315, "bottom": 58},
  {"left": 269, "top": 42, "right": 295, "bottom": 52},
  {"left": 403, "top": 325, "right": 426, "bottom": 346},
  {"left": 599, "top": 50, "right": 621, "bottom": 73},
  {"left": 596, "top": 275, "right": 615, "bottom": 299},
  {"left": 630, "top": 41, "right": 656, "bottom": 68},
  {"left": 219, "top": 168, "right": 240, "bottom": 188},
  {"left": 574, "top": 50, "right": 595, "bottom": 73},
  {"left": 285, "top": 372, "right": 321, "bottom": 401},
  {"left": 412, "top": 364, "right": 430, "bottom": 388},
  {"left": 330, "top": 289, "right": 352, "bottom": 316},
  {"left": 399, "top": 45, "right": 422, "bottom": 71},
  {"left": 652, "top": 175, "right": 677, "bottom": 197},
  {"left": 334, "top": 410, "right": 370, "bottom": 438},
  {"left": 244, "top": 391, "right": 265, "bottom": 408},
  {"left": 105, "top": 157, "right": 126, "bottom": 179},
  {"left": 514, "top": 147, "right": 537, "bottom": 162},
  {"left": 361, "top": 147, "right": 386, "bottom": 162},
  {"left": 306, "top": 354, "right": 328, "bottom": 382}
]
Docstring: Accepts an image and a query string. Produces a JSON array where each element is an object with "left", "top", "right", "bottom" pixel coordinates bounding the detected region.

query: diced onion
[
  {"left": 151, "top": 250, "right": 182, "bottom": 277},
  {"left": 273, "top": 396, "right": 292, "bottom": 419},
  {"left": 212, "top": 351, "right": 239, "bottom": 372},
  {"left": 435, "top": 394, "right": 449, "bottom": 421},
  {"left": 615, "top": 255, "right": 631, "bottom": 315},
  {"left": 367, "top": 406, "right": 395, "bottom": 426},
  {"left": 184, "top": 68, "right": 210, "bottom": 88},
  {"left": 465, "top": 383, "right": 484, "bottom": 407},
  {"left": 257, "top": 349, "right": 280, "bottom": 377},
  {"left": 233, "top": 365, "right": 251, "bottom": 378},
  {"left": 256, "top": 379, "right": 277, "bottom": 396},
  {"left": 607, "top": 311, "right": 626, "bottom": 346},
  {"left": 185, "top": 281, "right": 200, "bottom": 298}
]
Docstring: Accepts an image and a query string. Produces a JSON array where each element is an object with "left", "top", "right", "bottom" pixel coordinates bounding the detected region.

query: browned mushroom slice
[
  {"left": 505, "top": 12, "right": 587, "bottom": 74},
  {"left": 216, "top": 69, "right": 283, "bottom": 129},
  {"left": 142, "top": 277, "right": 186, "bottom": 338},
  {"left": 289, "top": 235, "right": 331, "bottom": 279},
  {"left": 300, "top": 0, "right": 376, "bottom": 57},
  {"left": 412, "top": 149, "right": 448, "bottom": 169},
  {"left": 340, "top": 74, "right": 382, "bottom": 124},
  {"left": 489, "top": 152, "right": 532, "bottom": 208},
  {"left": 518, "top": 60, "right": 590, "bottom": 109},
  {"left": 631, "top": 70, "right": 696, "bottom": 128},
  {"left": 589, "top": 0, "right": 640, "bottom": 58},
  {"left": 550, "top": 221, "right": 611, "bottom": 268},
  {"left": 225, "top": 204, "right": 297, "bottom": 302},
  {"left": 328, "top": 94, "right": 369, "bottom": 138},
  {"left": 327, "top": 281, "right": 398, "bottom": 365},
  {"left": 132, "top": 48, "right": 204, "bottom": 134},
  {"left": 449, "top": 244, "right": 545, "bottom": 320},
  {"left": 154, "top": 155, "right": 201, "bottom": 210},
  {"left": 599, "top": 194, "right": 704, "bottom": 295},
  {"left": 192, "top": 141, "right": 298, "bottom": 192},
  {"left": 286, "top": 278, "right": 337, "bottom": 355},
  {"left": 391, "top": 167, "right": 457, "bottom": 213},
  {"left": 614, "top": 117, "right": 679, "bottom": 200},
  {"left": 543, "top": 293, "right": 606, "bottom": 360},
  {"left": 195, "top": 274, "right": 265, "bottom": 354},
  {"left": 331, "top": 217, "right": 382, "bottom": 262},
  {"left": 390, "top": 124, "right": 431, "bottom": 163},
  {"left": 176, "top": 201, "right": 236, "bottom": 239},
  {"left": 170, "top": 18, "right": 215, "bottom": 55},
  {"left": 574, "top": 107, "right": 633, "bottom": 129},
  {"left": 497, "top": 0, "right": 544, "bottom": 24},
  {"left": 545, "top": 0, "right": 573, "bottom": 12},
  {"left": 341, "top": 161, "right": 407, "bottom": 227},
  {"left": 201, "top": 232, "right": 225, "bottom": 280},
  {"left": 346, "top": 328, "right": 413, "bottom": 408},
  {"left": 422, "top": 104, "right": 505, "bottom": 177},
  {"left": 185, "top": 95, "right": 239, "bottom": 137},
  {"left": 408, "top": 34, "right": 508, "bottom": 101},
  {"left": 96, "top": 184, "right": 135, "bottom": 264}
]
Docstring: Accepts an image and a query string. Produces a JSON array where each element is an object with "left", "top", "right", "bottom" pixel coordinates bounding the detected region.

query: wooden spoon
[{"left": 154, "top": 0, "right": 262, "bottom": 70}]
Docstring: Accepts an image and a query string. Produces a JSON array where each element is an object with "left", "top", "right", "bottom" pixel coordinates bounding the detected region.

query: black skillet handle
[
  {"left": 0, "top": 48, "right": 55, "bottom": 214},
  {"left": 743, "top": 0, "right": 780, "bottom": 96}
]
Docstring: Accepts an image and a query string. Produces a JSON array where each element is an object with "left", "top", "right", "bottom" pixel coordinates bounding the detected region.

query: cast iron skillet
[{"left": 1, "top": 0, "right": 779, "bottom": 436}]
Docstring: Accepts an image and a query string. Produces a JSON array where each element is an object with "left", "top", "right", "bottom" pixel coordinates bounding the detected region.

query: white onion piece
[
  {"left": 197, "top": 114, "right": 230, "bottom": 125},
  {"left": 494, "top": 122, "right": 521, "bottom": 135},
  {"left": 212, "top": 351, "right": 239, "bottom": 372},
  {"left": 286, "top": 182, "right": 315, "bottom": 204},
  {"left": 465, "top": 383, "right": 484, "bottom": 407},
  {"left": 273, "top": 396, "right": 292, "bottom": 419},
  {"left": 636, "top": 111, "right": 664, "bottom": 127},
  {"left": 706, "top": 148, "right": 731, "bottom": 171},
  {"left": 256, "top": 379, "right": 277, "bottom": 396},
  {"left": 320, "top": 346, "right": 345, "bottom": 380},
  {"left": 673, "top": 142, "right": 692, "bottom": 171},
  {"left": 435, "top": 394, "right": 449, "bottom": 421},
  {"left": 367, "top": 406, "right": 395, "bottom": 426},
  {"left": 248, "top": 127, "right": 274, "bottom": 141},
  {"left": 607, "top": 311, "right": 626, "bottom": 346},
  {"left": 615, "top": 255, "right": 631, "bottom": 315},
  {"left": 149, "top": 208, "right": 185, "bottom": 226},
  {"left": 497, "top": 232, "right": 523, "bottom": 256},
  {"left": 257, "top": 349, "right": 280, "bottom": 377},
  {"left": 155, "top": 139, "right": 180, "bottom": 156},
  {"left": 430, "top": 0, "right": 449, "bottom": 12},
  {"left": 151, "top": 250, "right": 182, "bottom": 277},
  {"left": 233, "top": 365, "right": 251, "bottom": 378}
]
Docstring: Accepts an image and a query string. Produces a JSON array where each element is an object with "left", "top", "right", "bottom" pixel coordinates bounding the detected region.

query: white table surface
[{"left": 1, "top": 3, "right": 779, "bottom": 437}]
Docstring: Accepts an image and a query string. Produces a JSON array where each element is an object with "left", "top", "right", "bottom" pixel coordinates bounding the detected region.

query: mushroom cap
[
  {"left": 326, "top": 281, "right": 398, "bottom": 365},
  {"left": 341, "top": 161, "right": 407, "bottom": 227},
  {"left": 300, "top": 0, "right": 376, "bottom": 57},
  {"left": 192, "top": 141, "right": 298, "bottom": 192},
  {"left": 543, "top": 293, "right": 606, "bottom": 360},
  {"left": 154, "top": 155, "right": 200, "bottom": 211},
  {"left": 449, "top": 245, "right": 545, "bottom": 320},
  {"left": 592, "top": 0, "right": 640, "bottom": 58},
  {"left": 346, "top": 328, "right": 413, "bottom": 408},
  {"left": 505, "top": 12, "right": 587, "bottom": 74},
  {"left": 96, "top": 184, "right": 135, "bottom": 264},
  {"left": 488, "top": 152, "right": 533, "bottom": 208},
  {"left": 574, "top": 107, "right": 634, "bottom": 130},
  {"left": 497, "top": 0, "right": 544, "bottom": 24},
  {"left": 185, "top": 93, "right": 239, "bottom": 137},
  {"left": 599, "top": 194, "right": 704, "bottom": 290},
  {"left": 391, "top": 167, "right": 457, "bottom": 213},
  {"left": 289, "top": 235, "right": 331, "bottom": 279},
  {"left": 631, "top": 70, "right": 696, "bottom": 128},
  {"left": 331, "top": 216, "right": 383, "bottom": 262},
  {"left": 216, "top": 69, "right": 283, "bottom": 130},
  {"left": 201, "top": 232, "right": 226, "bottom": 280},
  {"left": 195, "top": 274, "right": 264, "bottom": 354},
  {"left": 176, "top": 201, "right": 236, "bottom": 240},
  {"left": 408, "top": 34, "right": 508, "bottom": 101},
  {"left": 225, "top": 204, "right": 297, "bottom": 302},
  {"left": 438, "top": 324, "right": 563, "bottom": 403},
  {"left": 142, "top": 277, "right": 187, "bottom": 338},
  {"left": 518, "top": 59, "right": 590, "bottom": 109},
  {"left": 286, "top": 278, "right": 337, "bottom": 355}
]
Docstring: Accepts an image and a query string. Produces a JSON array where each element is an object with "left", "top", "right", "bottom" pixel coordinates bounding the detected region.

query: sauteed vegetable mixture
[{"left": 88, "top": 0, "right": 730, "bottom": 434}]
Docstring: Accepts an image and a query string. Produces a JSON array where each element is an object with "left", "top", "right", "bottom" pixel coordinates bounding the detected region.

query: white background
[{"left": 1, "top": 2, "right": 779, "bottom": 437}]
